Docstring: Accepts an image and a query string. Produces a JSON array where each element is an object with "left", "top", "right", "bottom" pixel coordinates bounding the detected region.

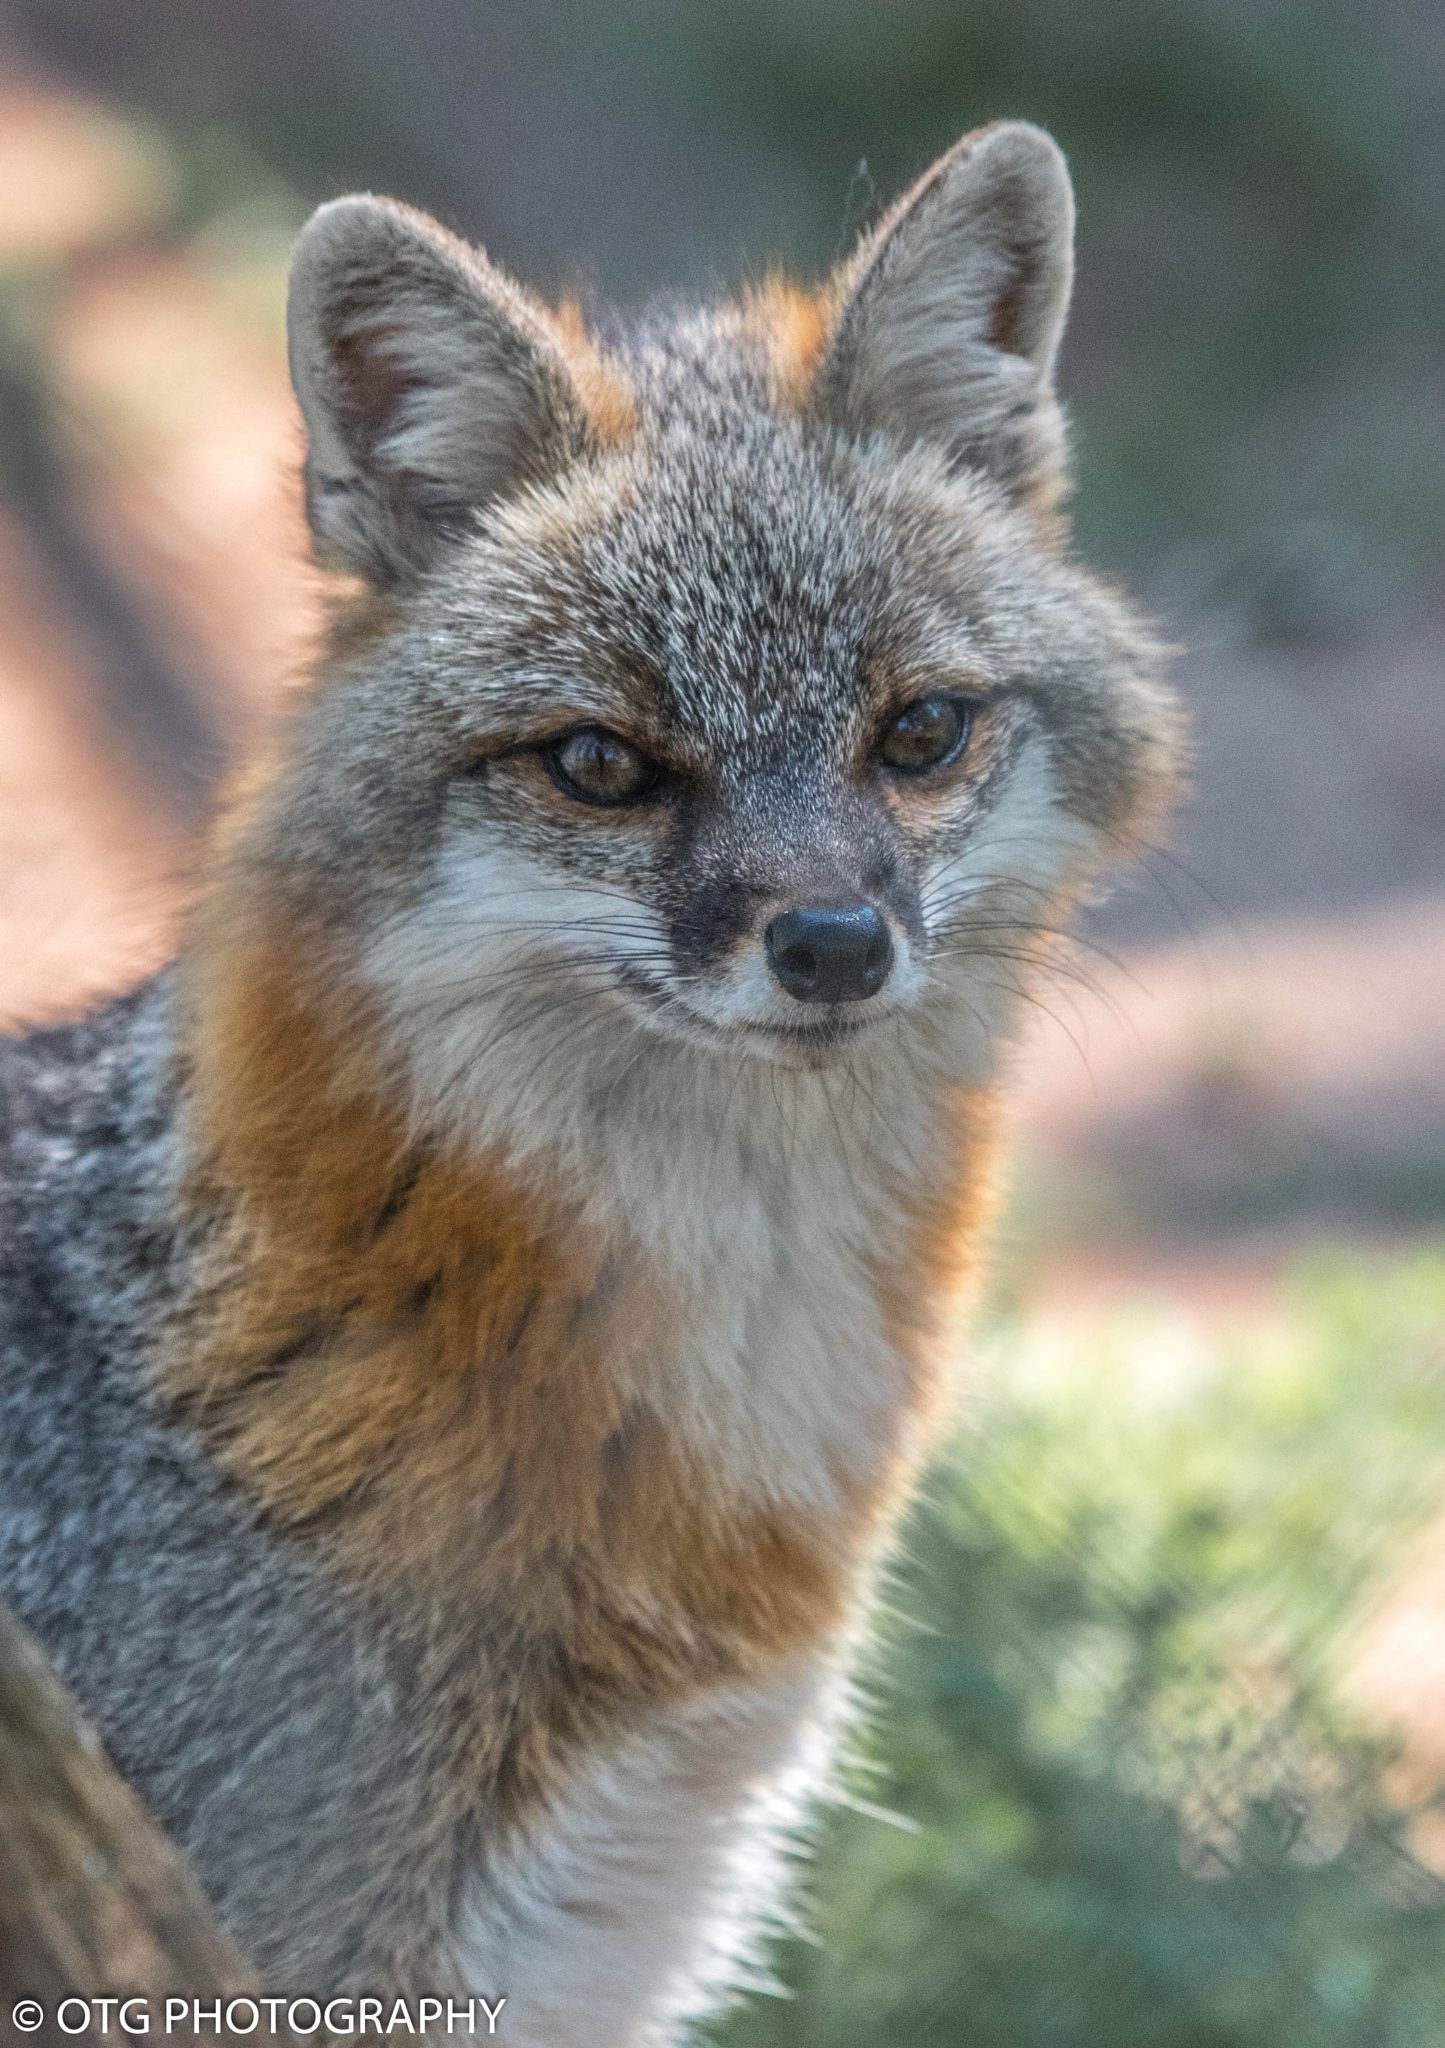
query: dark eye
[
  {"left": 877, "top": 693, "right": 974, "bottom": 775},
  {"left": 545, "top": 726, "right": 659, "bottom": 806}
]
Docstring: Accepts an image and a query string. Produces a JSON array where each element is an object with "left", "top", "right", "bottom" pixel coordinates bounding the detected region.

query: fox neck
[{"left": 166, "top": 897, "right": 1003, "bottom": 1639}]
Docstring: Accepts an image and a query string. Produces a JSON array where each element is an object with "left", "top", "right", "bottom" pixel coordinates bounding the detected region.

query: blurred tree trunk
[{"left": 0, "top": 1596, "right": 294, "bottom": 2047}]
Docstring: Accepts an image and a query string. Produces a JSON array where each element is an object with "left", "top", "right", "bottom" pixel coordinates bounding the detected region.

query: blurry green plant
[
  {"left": 715, "top": 1252, "right": 1445, "bottom": 2048},
  {"left": 666, "top": 0, "right": 1445, "bottom": 608}
]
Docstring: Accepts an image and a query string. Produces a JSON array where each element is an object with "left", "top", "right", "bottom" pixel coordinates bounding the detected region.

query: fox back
[{"left": 0, "top": 123, "right": 1177, "bottom": 2042}]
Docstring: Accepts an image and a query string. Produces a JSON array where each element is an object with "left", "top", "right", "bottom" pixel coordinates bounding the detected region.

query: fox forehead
[{"left": 419, "top": 400, "right": 1023, "bottom": 770}]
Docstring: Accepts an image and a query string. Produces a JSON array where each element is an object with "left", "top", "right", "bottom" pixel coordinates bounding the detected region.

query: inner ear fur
[
  {"left": 815, "top": 122, "right": 1076, "bottom": 513},
  {"left": 287, "top": 197, "right": 625, "bottom": 586}
]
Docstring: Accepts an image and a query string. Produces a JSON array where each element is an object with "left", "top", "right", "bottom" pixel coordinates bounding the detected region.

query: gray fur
[
  {"left": 289, "top": 195, "right": 591, "bottom": 584},
  {"left": 0, "top": 985, "right": 451, "bottom": 1987},
  {"left": 820, "top": 123, "right": 1076, "bottom": 504}
]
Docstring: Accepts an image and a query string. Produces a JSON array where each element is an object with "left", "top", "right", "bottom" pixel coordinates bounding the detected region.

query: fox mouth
[
  {"left": 615, "top": 967, "right": 884, "bottom": 1066},
  {"left": 687, "top": 1010, "right": 877, "bottom": 1068},
  {"left": 734, "top": 1014, "right": 874, "bottom": 1050}
]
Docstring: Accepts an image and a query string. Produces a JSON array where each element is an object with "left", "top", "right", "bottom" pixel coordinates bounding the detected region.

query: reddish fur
[
  {"left": 867, "top": 1097, "right": 1002, "bottom": 1515},
  {"left": 872, "top": 1085, "right": 1002, "bottom": 1406},
  {"left": 744, "top": 275, "right": 836, "bottom": 410},
  {"left": 846, "top": 1084, "right": 1006, "bottom": 1550},
  {"left": 553, "top": 295, "right": 639, "bottom": 447}
]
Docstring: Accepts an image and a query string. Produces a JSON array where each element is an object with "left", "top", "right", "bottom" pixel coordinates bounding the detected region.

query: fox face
[{"left": 217, "top": 125, "right": 1177, "bottom": 1148}]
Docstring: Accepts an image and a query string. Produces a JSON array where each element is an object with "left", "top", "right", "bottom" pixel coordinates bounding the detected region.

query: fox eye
[
  {"left": 546, "top": 726, "right": 659, "bottom": 806},
  {"left": 878, "top": 693, "right": 974, "bottom": 775}
]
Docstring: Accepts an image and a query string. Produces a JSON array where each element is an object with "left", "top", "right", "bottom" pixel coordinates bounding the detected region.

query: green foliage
[
  {"left": 663, "top": 0, "right": 1445, "bottom": 600},
  {"left": 715, "top": 1252, "right": 1445, "bottom": 2048}
]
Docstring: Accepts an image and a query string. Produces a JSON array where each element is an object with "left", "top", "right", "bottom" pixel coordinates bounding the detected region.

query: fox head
[{"left": 202, "top": 124, "right": 1177, "bottom": 1162}]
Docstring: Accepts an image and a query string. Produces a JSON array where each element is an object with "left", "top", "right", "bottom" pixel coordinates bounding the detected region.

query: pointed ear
[
  {"left": 817, "top": 122, "right": 1075, "bottom": 511},
  {"left": 287, "top": 197, "right": 593, "bottom": 584}
]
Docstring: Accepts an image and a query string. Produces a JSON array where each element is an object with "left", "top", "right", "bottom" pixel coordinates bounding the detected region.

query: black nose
[{"left": 765, "top": 903, "right": 894, "bottom": 1004}]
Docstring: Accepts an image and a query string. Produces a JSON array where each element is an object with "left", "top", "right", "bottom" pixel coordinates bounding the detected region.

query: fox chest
[{"left": 664, "top": 1230, "right": 918, "bottom": 1519}]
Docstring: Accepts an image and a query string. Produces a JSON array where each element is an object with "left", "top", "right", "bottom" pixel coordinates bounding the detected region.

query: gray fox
[{"left": 0, "top": 122, "right": 1178, "bottom": 2042}]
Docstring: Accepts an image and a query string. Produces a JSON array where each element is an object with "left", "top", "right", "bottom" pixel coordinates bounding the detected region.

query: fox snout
[{"left": 659, "top": 785, "right": 925, "bottom": 1045}]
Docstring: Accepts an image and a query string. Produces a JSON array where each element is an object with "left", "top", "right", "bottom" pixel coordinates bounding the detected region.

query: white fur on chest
[
  {"left": 444, "top": 1657, "right": 845, "bottom": 2048},
  {"left": 643, "top": 1122, "right": 911, "bottom": 1511},
  {"left": 576, "top": 987, "right": 1000, "bottom": 1513}
]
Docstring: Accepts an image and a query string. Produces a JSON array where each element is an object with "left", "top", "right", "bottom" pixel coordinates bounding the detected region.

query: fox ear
[
  {"left": 818, "top": 122, "right": 1075, "bottom": 510},
  {"left": 287, "top": 197, "right": 589, "bottom": 584}
]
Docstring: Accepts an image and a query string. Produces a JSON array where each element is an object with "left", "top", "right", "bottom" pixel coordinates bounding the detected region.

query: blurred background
[{"left": 0, "top": 2, "right": 1442, "bottom": 2040}]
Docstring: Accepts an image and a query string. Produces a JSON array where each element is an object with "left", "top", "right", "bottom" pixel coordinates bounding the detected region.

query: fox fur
[{"left": 0, "top": 122, "right": 1178, "bottom": 2042}]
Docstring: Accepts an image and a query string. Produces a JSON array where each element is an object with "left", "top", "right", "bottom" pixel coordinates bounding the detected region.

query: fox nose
[{"left": 765, "top": 903, "right": 894, "bottom": 1004}]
